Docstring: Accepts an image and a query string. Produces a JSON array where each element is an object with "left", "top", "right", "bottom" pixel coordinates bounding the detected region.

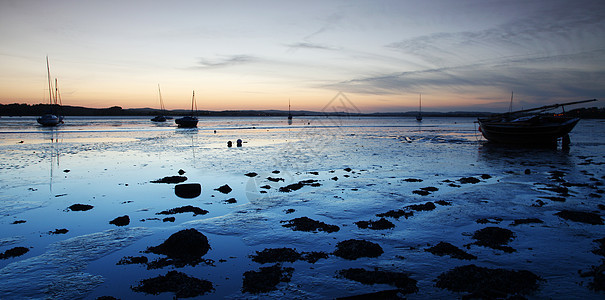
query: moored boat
[
  {"left": 151, "top": 84, "right": 168, "bottom": 122},
  {"left": 477, "top": 99, "right": 596, "bottom": 146},
  {"left": 37, "top": 57, "right": 64, "bottom": 126},
  {"left": 175, "top": 90, "right": 198, "bottom": 128}
]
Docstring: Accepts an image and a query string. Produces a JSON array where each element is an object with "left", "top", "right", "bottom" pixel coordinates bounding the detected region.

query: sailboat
[
  {"left": 415, "top": 93, "right": 422, "bottom": 121},
  {"left": 151, "top": 84, "right": 167, "bottom": 122},
  {"left": 287, "top": 98, "right": 293, "bottom": 120},
  {"left": 175, "top": 90, "right": 198, "bottom": 128},
  {"left": 37, "top": 57, "right": 64, "bottom": 126}
]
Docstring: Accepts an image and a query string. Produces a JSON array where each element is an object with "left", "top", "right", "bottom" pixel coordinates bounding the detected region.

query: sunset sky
[{"left": 0, "top": 0, "right": 603, "bottom": 112}]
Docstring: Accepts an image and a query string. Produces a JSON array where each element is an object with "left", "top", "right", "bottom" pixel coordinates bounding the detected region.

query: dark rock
[
  {"left": 117, "top": 256, "right": 148, "bottom": 265},
  {"left": 420, "top": 186, "right": 439, "bottom": 192},
  {"left": 471, "top": 227, "right": 516, "bottom": 253},
  {"left": 250, "top": 248, "right": 301, "bottom": 264},
  {"left": 592, "top": 238, "right": 605, "bottom": 257},
  {"left": 480, "top": 174, "right": 492, "bottom": 179},
  {"left": 175, "top": 183, "right": 201, "bottom": 198},
  {"left": 11, "top": 220, "right": 26, "bottom": 224},
  {"left": 333, "top": 239, "right": 383, "bottom": 260},
  {"left": 425, "top": 242, "right": 476, "bottom": 260},
  {"left": 223, "top": 198, "right": 237, "bottom": 204},
  {"left": 279, "top": 180, "right": 321, "bottom": 192},
  {"left": 245, "top": 172, "right": 258, "bottom": 177},
  {"left": 178, "top": 169, "right": 186, "bottom": 175},
  {"left": 435, "top": 200, "right": 452, "bottom": 206},
  {"left": 284, "top": 208, "right": 296, "bottom": 214},
  {"left": 344, "top": 167, "right": 352, "bottom": 172},
  {"left": 405, "top": 202, "right": 436, "bottom": 211},
  {"left": 157, "top": 205, "right": 209, "bottom": 216},
  {"left": 49, "top": 228, "right": 68, "bottom": 234},
  {"left": 267, "top": 177, "right": 284, "bottom": 182},
  {"left": 377, "top": 209, "right": 414, "bottom": 219},
  {"left": 403, "top": 178, "right": 423, "bottom": 182},
  {"left": 281, "top": 216, "right": 340, "bottom": 233},
  {"left": 436, "top": 264, "right": 541, "bottom": 298},
  {"left": 412, "top": 190, "right": 430, "bottom": 196},
  {"left": 301, "top": 251, "right": 329, "bottom": 263},
  {"left": 581, "top": 262, "right": 605, "bottom": 291},
  {"left": 151, "top": 176, "right": 187, "bottom": 184},
  {"left": 511, "top": 218, "right": 544, "bottom": 226},
  {"left": 338, "top": 268, "right": 418, "bottom": 293},
  {"left": 331, "top": 176, "right": 339, "bottom": 181},
  {"left": 146, "top": 228, "right": 211, "bottom": 266},
  {"left": 67, "top": 204, "right": 93, "bottom": 211},
  {"left": 308, "top": 171, "right": 319, "bottom": 175},
  {"left": 524, "top": 169, "right": 532, "bottom": 174},
  {"left": 555, "top": 210, "right": 603, "bottom": 225},
  {"left": 131, "top": 270, "right": 213, "bottom": 298},
  {"left": 163, "top": 217, "right": 175, "bottom": 222},
  {"left": 272, "top": 170, "right": 280, "bottom": 174},
  {"left": 0, "top": 246, "right": 29, "bottom": 259},
  {"left": 109, "top": 215, "right": 130, "bottom": 226},
  {"left": 458, "top": 177, "right": 480, "bottom": 184},
  {"left": 355, "top": 218, "right": 395, "bottom": 230},
  {"left": 540, "top": 196, "right": 566, "bottom": 202},
  {"left": 260, "top": 185, "right": 271, "bottom": 189},
  {"left": 242, "top": 264, "right": 294, "bottom": 294},
  {"left": 215, "top": 184, "right": 232, "bottom": 194},
  {"left": 96, "top": 296, "right": 119, "bottom": 300}
]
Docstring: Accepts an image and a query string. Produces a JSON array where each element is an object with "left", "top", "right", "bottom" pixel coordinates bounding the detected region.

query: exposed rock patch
[
  {"left": 355, "top": 218, "right": 395, "bottom": 230},
  {"left": 281, "top": 217, "right": 340, "bottom": 233},
  {"left": 469, "top": 227, "right": 516, "bottom": 253},
  {"left": 250, "top": 247, "right": 329, "bottom": 264},
  {"left": 109, "top": 215, "right": 130, "bottom": 226},
  {"left": 131, "top": 270, "right": 213, "bottom": 298},
  {"left": 0, "top": 246, "right": 29, "bottom": 259},
  {"left": 67, "top": 204, "right": 93, "bottom": 211},
  {"left": 279, "top": 180, "right": 321, "bottom": 192},
  {"left": 511, "top": 218, "right": 544, "bottom": 226},
  {"left": 436, "top": 264, "right": 541, "bottom": 298},
  {"left": 338, "top": 268, "right": 418, "bottom": 293},
  {"left": 151, "top": 176, "right": 187, "bottom": 184},
  {"left": 157, "top": 205, "right": 209, "bottom": 216},
  {"left": 215, "top": 184, "right": 232, "bottom": 194},
  {"left": 146, "top": 228, "right": 211, "bottom": 268},
  {"left": 333, "top": 239, "right": 383, "bottom": 260},
  {"left": 555, "top": 210, "right": 603, "bottom": 225},
  {"left": 425, "top": 242, "right": 476, "bottom": 260},
  {"left": 242, "top": 264, "right": 294, "bottom": 294}
]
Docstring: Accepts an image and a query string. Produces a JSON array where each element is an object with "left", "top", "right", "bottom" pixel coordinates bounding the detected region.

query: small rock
[
  {"left": 355, "top": 218, "right": 395, "bottom": 230},
  {"left": 67, "top": 204, "right": 94, "bottom": 211},
  {"left": 242, "top": 264, "right": 293, "bottom": 294},
  {"left": 0, "top": 246, "right": 29, "bottom": 259},
  {"left": 109, "top": 215, "right": 130, "bottom": 226},
  {"left": 49, "top": 228, "right": 69, "bottom": 234},
  {"left": 555, "top": 210, "right": 603, "bottom": 225},
  {"left": 245, "top": 172, "right": 258, "bottom": 177},
  {"left": 117, "top": 256, "right": 148, "bottom": 265},
  {"left": 338, "top": 268, "right": 418, "bottom": 293},
  {"left": 215, "top": 184, "right": 232, "bottom": 194},
  {"left": 157, "top": 205, "right": 209, "bottom": 216},
  {"left": 146, "top": 228, "right": 211, "bottom": 266},
  {"left": 131, "top": 270, "right": 213, "bottom": 298},
  {"left": 281, "top": 216, "right": 340, "bottom": 233},
  {"left": 425, "top": 242, "right": 476, "bottom": 260},
  {"left": 174, "top": 183, "right": 201, "bottom": 198},
  {"left": 151, "top": 176, "right": 187, "bottom": 184}
]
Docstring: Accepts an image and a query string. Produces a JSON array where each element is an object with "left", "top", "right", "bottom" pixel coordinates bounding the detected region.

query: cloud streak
[{"left": 195, "top": 55, "right": 259, "bottom": 69}]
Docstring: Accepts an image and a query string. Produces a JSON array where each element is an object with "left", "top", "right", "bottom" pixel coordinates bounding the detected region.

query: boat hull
[
  {"left": 477, "top": 117, "right": 580, "bottom": 145},
  {"left": 151, "top": 115, "right": 167, "bottom": 122},
  {"left": 175, "top": 116, "right": 198, "bottom": 128},
  {"left": 37, "top": 114, "right": 63, "bottom": 126}
]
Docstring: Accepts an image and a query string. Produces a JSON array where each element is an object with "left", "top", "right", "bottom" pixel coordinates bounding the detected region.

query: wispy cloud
[
  {"left": 195, "top": 55, "right": 258, "bottom": 69},
  {"left": 285, "top": 42, "right": 339, "bottom": 52}
]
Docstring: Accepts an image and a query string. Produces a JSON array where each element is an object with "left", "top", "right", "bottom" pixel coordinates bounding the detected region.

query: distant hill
[{"left": 1, "top": 103, "right": 603, "bottom": 118}]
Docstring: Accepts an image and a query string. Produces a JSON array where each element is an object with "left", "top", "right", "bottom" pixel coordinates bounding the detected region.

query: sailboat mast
[
  {"left": 46, "top": 56, "right": 53, "bottom": 105},
  {"left": 158, "top": 84, "right": 165, "bottom": 111},
  {"left": 419, "top": 93, "right": 422, "bottom": 113},
  {"left": 509, "top": 91, "right": 514, "bottom": 113}
]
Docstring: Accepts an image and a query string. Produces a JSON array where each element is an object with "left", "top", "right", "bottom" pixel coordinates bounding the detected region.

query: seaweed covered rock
[
  {"left": 67, "top": 204, "right": 93, "bottom": 211},
  {"left": 338, "top": 268, "right": 418, "bottom": 293},
  {"left": 355, "top": 218, "right": 395, "bottom": 230},
  {"left": 436, "top": 264, "right": 541, "bottom": 298},
  {"left": 555, "top": 210, "right": 603, "bottom": 225},
  {"left": 156, "top": 205, "right": 209, "bottom": 216},
  {"left": 242, "top": 264, "right": 294, "bottom": 294},
  {"left": 334, "top": 239, "right": 383, "bottom": 260},
  {"left": 109, "top": 215, "right": 130, "bottom": 226},
  {"left": 0, "top": 246, "right": 29, "bottom": 259},
  {"left": 131, "top": 270, "right": 213, "bottom": 298},
  {"left": 281, "top": 216, "right": 340, "bottom": 233},
  {"left": 175, "top": 183, "right": 201, "bottom": 198},
  {"left": 215, "top": 184, "right": 232, "bottom": 194},
  {"left": 278, "top": 180, "right": 321, "bottom": 192},
  {"left": 425, "top": 242, "right": 476, "bottom": 260},
  {"left": 470, "top": 227, "right": 516, "bottom": 253},
  {"left": 146, "top": 228, "right": 210, "bottom": 266},
  {"left": 151, "top": 176, "right": 187, "bottom": 184},
  {"left": 251, "top": 248, "right": 301, "bottom": 264}
]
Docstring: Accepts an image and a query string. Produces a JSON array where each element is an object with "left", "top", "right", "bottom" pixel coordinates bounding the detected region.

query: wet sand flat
[{"left": 0, "top": 116, "right": 604, "bottom": 299}]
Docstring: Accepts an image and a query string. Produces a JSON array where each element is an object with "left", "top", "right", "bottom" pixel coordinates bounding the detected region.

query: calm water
[{"left": 0, "top": 116, "right": 604, "bottom": 299}]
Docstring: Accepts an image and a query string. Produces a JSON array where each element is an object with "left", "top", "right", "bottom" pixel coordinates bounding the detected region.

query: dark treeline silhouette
[{"left": 1, "top": 103, "right": 603, "bottom": 118}]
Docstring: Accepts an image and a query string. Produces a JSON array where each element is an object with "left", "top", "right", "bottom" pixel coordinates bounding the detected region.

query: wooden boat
[
  {"left": 151, "top": 84, "right": 168, "bottom": 122},
  {"left": 477, "top": 99, "right": 596, "bottom": 145},
  {"left": 175, "top": 90, "right": 198, "bottom": 128},
  {"left": 37, "top": 57, "right": 64, "bottom": 126},
  {"left": 416, "top": 93, "right": 422, "bottom": 121},
  {"left": 287, "top": 99, "right": 293, "bottom": 120}
]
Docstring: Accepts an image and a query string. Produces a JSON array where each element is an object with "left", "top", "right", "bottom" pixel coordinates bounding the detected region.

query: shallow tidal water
[{"left": 0, "top": 115, "right": 604, "bottom": 299}]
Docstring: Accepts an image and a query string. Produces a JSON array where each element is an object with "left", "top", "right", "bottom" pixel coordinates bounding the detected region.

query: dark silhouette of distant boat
[
  {"left": 151, "top": 84, "right": 168, "bottom": 122},
  {"left": 477, "top": 99, "right": 596, "bottom": 145},
  {"left": 288, "top": 98, "right": 292, "bottom": 120},
  {"left": 37, "top": 57, "right": 64, "bottom": 126},
  {"left": 175, "top": 90, "right": 198, "bottom": 128}
]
